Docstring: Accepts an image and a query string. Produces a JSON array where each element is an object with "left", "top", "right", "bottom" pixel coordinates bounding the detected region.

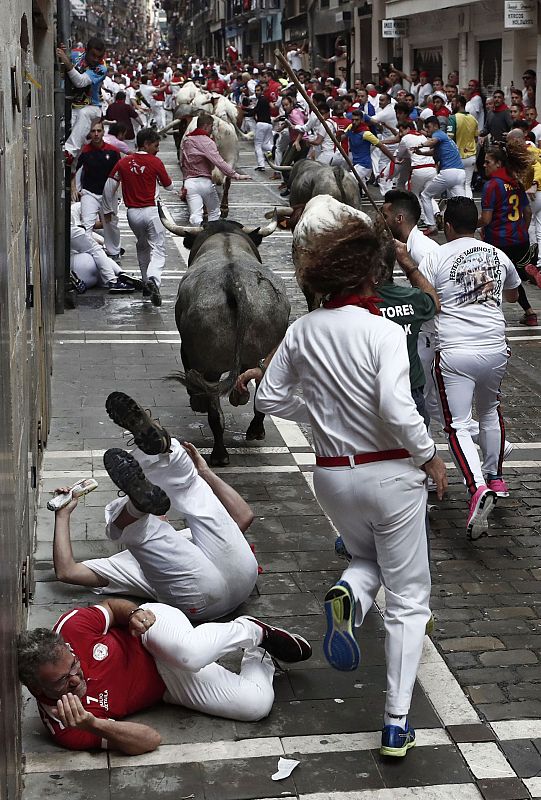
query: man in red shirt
[
  {"left": 103, "top": 127, "right": 175, "bottom": 306},
  {"left": 18, "top": 598, "right": 311, "bottom": 753},
  {"left": 207, "top": 69, "right": 228, "bottom": 95}
]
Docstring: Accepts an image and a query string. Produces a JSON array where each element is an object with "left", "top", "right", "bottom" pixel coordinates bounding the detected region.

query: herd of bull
[{"left": 156, "top": 117, "right": 371, "bottom": 464}]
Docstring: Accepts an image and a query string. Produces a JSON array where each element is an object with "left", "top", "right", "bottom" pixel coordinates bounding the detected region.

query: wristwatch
[{"left": 257, "top": 358, "right": 267, "bottom": 374}]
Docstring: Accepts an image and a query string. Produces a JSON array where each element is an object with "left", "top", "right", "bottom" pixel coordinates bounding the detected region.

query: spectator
[
  {"left": 481, "top": 89, "right": 512, "bottom": 143},
  {"left": 105, "top": 92, "right": 140, "bottom": 143}
]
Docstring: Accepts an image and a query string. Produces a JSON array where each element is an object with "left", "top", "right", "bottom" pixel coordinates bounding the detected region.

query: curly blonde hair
[
  {"left": 294, "top": 215, "right": 392, "bottom": 297},
  {"left": 487, "top": 138, "right": 535, "bottom": 187}
]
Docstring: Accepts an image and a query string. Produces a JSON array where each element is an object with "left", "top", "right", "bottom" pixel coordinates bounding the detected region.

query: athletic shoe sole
[
  {"left": 323, "top": 582, "right": 360, "bottom": 671},
  {"left": 147, "top": 281, "right": 162, "bottom": 307},
  {"left": 105, "top": 391, "right": 171, "bottom": 455},
  {"left": 103, "top": 448, "right": 171, "bottom": 515},
  {"left": 380, "top": 734, "right": 416, "bottom": 757},
  {"left": 467, "top": 490, "right": 497, "bottom": 541}
]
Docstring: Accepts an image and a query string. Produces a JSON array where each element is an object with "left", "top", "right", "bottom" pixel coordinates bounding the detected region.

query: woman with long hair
[
  {"left": 478, "top": 139, "right": 537, "bottom": 325},
  {"left": 255, "top": 196, "right": 447, "bottom": 758}
]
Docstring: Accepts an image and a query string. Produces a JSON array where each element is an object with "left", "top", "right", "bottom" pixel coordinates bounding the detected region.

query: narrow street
[{"left": 22, "top": 136, "right": 541, "bottom": 800}]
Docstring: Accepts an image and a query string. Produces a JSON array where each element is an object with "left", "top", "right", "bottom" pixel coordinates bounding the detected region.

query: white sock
[
  {"left": 126, "top": 499, "right": 145, "bottom": 519},
  {"left": 384, "top": 713, "right": 407, "bottom": 729}
]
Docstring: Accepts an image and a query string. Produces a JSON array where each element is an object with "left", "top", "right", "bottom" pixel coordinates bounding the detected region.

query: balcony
[{"left": 385, "top": 0, "right": 483, "bottom": 16}]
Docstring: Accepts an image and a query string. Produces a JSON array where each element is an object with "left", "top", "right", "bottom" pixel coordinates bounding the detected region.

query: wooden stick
[{"left": 274, "top": 48, "right": 390, "bottom": 229}]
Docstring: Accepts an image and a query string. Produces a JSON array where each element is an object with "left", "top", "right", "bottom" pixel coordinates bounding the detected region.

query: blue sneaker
[
  {"left": 323, "top": 580, "right": 360, "bottom": 671},
  {"left": 380, "top": 720, "right": 416, "bottom": 757},
  {"left": 334, "top": 536, "right": 352, "bottom": 561}
]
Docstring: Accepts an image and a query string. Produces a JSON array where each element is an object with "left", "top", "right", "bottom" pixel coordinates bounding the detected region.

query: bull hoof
[
  {"left": 246, "top": 424, "right": 265, "bottom": 441},
  {"left": 210, "top": 451, "right": 230, "bottom": 467},
  {"left": 229, "top": 387, "right": 250, "bottom": 407},
  {"left": 220, "top": 209, "right": 229, "bottom": 219}
]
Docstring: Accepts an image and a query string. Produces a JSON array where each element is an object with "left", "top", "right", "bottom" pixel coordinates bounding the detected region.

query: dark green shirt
[{"left": 376, "top": 282, "right": 436, "bottom": 390}]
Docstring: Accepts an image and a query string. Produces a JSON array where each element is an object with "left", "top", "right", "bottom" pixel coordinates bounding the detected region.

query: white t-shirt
[
  {"left": 408, "top": 226, "right": 440, "bottom": 337},
  {"left": 313, "top": 118, "right": 338, "bottom": 154},
  {"left": 287, "top": 50, "right": 302, "bottom": 71},
  {"left": 256, "top": 306, "right": 435, "bottom": 465},
  {"left": 530, "top": 123, "right": 541, "bottom": 145},
  {"left": 396, "top": 132, "right": 436, "bottom": 168},
  {"left": 418, "top": 83, "right": 433, "bottom": 107},
  {"left": 419, "top": 237, "right": 521, "bottom": 351},
  {"left": 465, "top": 94, "right": 485, "bottom": 133},
  {"left": 372, "top": 104, "right": 397, "bottom": 142}
]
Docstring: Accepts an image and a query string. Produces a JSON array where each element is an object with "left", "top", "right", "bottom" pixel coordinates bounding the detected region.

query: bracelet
[
  {"left": 128, "top": 607, "right": 143, "bottom": 620},
  {"left": 257, "top": 358, "right": 267, "bottom": 374}
]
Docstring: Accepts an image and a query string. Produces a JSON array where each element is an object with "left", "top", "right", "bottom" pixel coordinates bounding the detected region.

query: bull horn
[
  {"left": 242, "top": 211, "right": 278, "bottom": 237},
  {"left": 265, "top": 206, "right": 293, "bottom": 219},
  {"left": 157, "top": 201, "right": 203, "bottom": 236},
  {"left": 158, "top": 119, "right": 181, "bottom": 136},
  {"left": 264, "top": 153, "right": 293, "bottom": 172}
]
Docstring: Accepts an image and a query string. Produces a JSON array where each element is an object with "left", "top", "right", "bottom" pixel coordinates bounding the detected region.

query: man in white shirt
[
  {"left": 394, "top": 122, "right": 437, "bottom": 220},
  {"left": 255, "top": 195, "right": 447, "bottom": 759},
  {"left": 287, "top": 44, "right": 303, "bottom": 72},
  {"left": 465, "top": 80, "right": 485, "bottom": 133},
  {"left": 364, "top": 94, "right": 398, "bottom": 195},
  {"left": 417, "top": 72, "right": 433, "bottom": 107},
  {"left": 396, "top": 197, "right": 521, "bottom": 539},
  {"left": 306, "top": 104, "right": 343, "bottom": 166}
]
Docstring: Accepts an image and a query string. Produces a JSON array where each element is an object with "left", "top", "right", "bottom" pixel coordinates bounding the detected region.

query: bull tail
[{"left": 168, "top": 369, "right": 234, "bottom": 397}]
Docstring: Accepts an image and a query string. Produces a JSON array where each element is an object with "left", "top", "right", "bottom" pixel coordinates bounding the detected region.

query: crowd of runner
[{"left": 14, "top": 37, "right": 541, "bottom": 767}]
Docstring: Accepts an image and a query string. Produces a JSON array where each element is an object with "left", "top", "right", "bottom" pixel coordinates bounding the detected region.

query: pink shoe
[
  {"left": 487, "top": 478, "right": 510, "bottom": 498},
  {"left": 466, "top": 485, "right": 497, "bottom": 541}
]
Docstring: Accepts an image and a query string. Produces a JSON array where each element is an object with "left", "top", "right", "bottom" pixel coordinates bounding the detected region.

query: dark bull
[{"left": 158, "top": 203, "right": 290, "bottom": 466}]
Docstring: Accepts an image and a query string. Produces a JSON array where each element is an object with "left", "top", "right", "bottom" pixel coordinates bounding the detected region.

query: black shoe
[
  {"left": 254, "top": 166, "right": 265, "bottom": 172},
  {"left": 103, "top": 448, "right": 171, "bottom": 515},
  {"left": 108, "top": 279, "right": 135, "bottom": 294},
  {"left": 279, "top": 188, "right": 290, "bottom": 197},
  {"left": 146, "top": 277, "right": 162, "bottom": 306},
  {"left": 105, "top": 391, "right": 171, "bottom": 454},
  {"left": 142, "top": 283, "right": 151, "bottom": 298},
  {"left": 118, "top": 272, "right": 144, "bottom": 291},
  {"left": 245, "top": 617, "right": 312, "bottom": 663}
]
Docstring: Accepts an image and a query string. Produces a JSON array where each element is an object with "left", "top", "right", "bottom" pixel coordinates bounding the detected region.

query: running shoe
[
  {"left": 245, "top": 617, "right": 312, "bottom": 663},
  {"left": 105, "top": 391, "right": 171, "bottom": 454},
  {"left": 519, "top": 312, "right": 538, "bottom": 327},
  {"left": 146, "top": 277, "right": 162, "bottom": 307},
  {"left": 487, "top": 478, "right": 510, "bottom": 498},
  {"left": 466, "top": 485, "right": 497, "bottom": 540},
  {"left": 323, "top": 580, "right": 360, "bottom": 671},
  {"left": 334, "top": 536, "right": 352, "bottom": 561},
  {"left": 525, "top": 263, "right": 540, "bottom": 285},
  {"left": 108, "top": 279, "right": 135, "bottom": 294},
  {"left": 118, "top": 272, "right": 144, "bottom": 291},
  {"left": 380, "top": 720, "right": 416, "bottom": 757},
  {"left": 103, "top": 448, "right": 171, "bottom": 515}
]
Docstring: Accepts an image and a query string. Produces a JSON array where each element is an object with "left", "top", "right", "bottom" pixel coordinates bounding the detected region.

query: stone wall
[{"left": 0, "top": 0, "right": 57, "bottom": 797}]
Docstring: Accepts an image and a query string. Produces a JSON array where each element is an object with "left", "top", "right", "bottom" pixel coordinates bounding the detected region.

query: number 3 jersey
[
  {"left": 481, "top": 168, "right": 530, "bottom": 248},
  {"left": 419, "top": 237, "right": 521, "bottom": 352}
]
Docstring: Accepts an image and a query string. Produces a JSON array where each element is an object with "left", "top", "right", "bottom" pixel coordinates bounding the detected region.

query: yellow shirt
[{"left": 447, "top": 112, "right": 478, "bottom": 159}]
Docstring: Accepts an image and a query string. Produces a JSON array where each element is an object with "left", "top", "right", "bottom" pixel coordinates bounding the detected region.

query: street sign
[
  {"left": 382, "top": 18, "right": 407, "bottom": 38},
  {"left": 504, "top": 0, "right": 537, "bottom": 28}
]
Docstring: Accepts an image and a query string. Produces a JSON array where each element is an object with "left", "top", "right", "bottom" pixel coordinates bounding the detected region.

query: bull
[{"left": 158, "top": 204, "right": 290, "bottom": 466}]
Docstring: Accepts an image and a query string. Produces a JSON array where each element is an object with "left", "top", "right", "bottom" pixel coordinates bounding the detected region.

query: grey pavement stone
[
  {"left": 23, "top": 770, "right": 110, "bottom": 800},
  {"left": 201, "top": 756, "right": 296, "bottom": 800},
  {"left": 479, "top": 701, "right": 541, "bottom": 721},
  {"left": 291, "top": 750, "right": 383, "bottom": 793},
  {"left": 376, "top": 743, "right": 473, "bottom": 788},
  {"left": 110, "top": 763, "right": 205, "bottom": 800},
  {"left": 499, "top": 739, "right": 541, "bottom": 778},
  {"left": 475, "top": 777, "right": 531, "bottom": 799},
  {"left": 440, "top": 636, "right": 505, "bottom": 652},
  {"left": 467, "top": 684, "right": 507, "bottom": 704}
]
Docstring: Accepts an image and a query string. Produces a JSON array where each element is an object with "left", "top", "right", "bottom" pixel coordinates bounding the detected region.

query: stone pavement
[{"left": 21, "top": 136, "right": 541, "bottom": 800}]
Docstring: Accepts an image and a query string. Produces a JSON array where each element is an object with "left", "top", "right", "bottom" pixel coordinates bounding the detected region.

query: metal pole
[{"left": 274, "top": 48, "right": 392, "bottom": 230}]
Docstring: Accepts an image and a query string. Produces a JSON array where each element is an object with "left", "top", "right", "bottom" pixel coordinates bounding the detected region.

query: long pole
[{"left": 273, "top": 48, "right": 390, "bottom": 227}]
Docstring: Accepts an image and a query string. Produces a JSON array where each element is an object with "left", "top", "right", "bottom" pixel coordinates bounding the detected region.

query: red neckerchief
[
  {"left": 188, "top": 128, "right": 211, "bottom": 137},
  {"left": 490, "top": 167, "right": 518, "bottom": 186},
  {"left": 493, "top": 102, "right": 509, "bottom": 111},
  {"left": 323, "top": 292, "right": 382, "bottom": 315}
]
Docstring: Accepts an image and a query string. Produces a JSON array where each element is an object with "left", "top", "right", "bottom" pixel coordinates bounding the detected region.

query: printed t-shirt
[
  {"left": 35, "top": 606, "right": 166, "bottom": 750},
  {"left": 109, "top": 152, "right": 172, "bottom": 207},
  {"left": 481, "top": 172, "right": 530, "bottom": 248},
  {"left": 376, "top": 283, "right": 436, "bottom": 389},
  {"left": 78, "top": 143, "right": 121, "bottom": 194},
  {"left": 419, "top": 237, "right": 521, "bottom": 352}
]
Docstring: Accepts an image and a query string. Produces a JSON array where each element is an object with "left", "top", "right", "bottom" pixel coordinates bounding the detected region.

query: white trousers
[
  {"left": 140, "top": 603, "right": 275, "bottom": 722},
  {"left": 530, "top": 193, "right": 541, "bottom": 267},
  {"left": 354, "top": 164, "right": 372, "bottom": 182},
  {"left": 433, "top": 349, "right": 508, "bottom": 492},
  {"left": 151, "top": 100, "right": 166, "bottom": 130},
  {"left": 461, "top": 155, "right": 476, "bottom": 200},
  {"left": 409, "top": 168, "right": 438, "bottom": 223},
  {"left": 80, "top": 190, "right": 121, "bottom": 257},
  {"left": 376, "top": 149, "right": 396, "bottom": 196},
  {"left": 314, "top": 460, "right": 431, "bottom": 716},
  {"left": 126, "top": 206, "right": 165, "bottom": 286},
  {"left": 421, "top": 168, "right": 466, "bottom": 226},
  {"left": 103, "top": 438, "right": 258, "bottom": 620},
  {"left": 70, "top": 225, "right": 120, "bottom": 285},
  {"left": 254, "top": 122, "right": 273, "bottom": 168},
  {"left": 417, "top": 330, "right": 440, "bottom": 423},
  {"left": 65, "top": 105, "right": 101, "bottom": 161},
  {"left": 184, "top": 177, "right": 221, "bottom": 225}
]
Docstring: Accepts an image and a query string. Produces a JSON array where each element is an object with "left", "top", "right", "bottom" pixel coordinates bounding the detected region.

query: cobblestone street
[{"left": 21, "top": 137, "right": 541, "bottom": 800}]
